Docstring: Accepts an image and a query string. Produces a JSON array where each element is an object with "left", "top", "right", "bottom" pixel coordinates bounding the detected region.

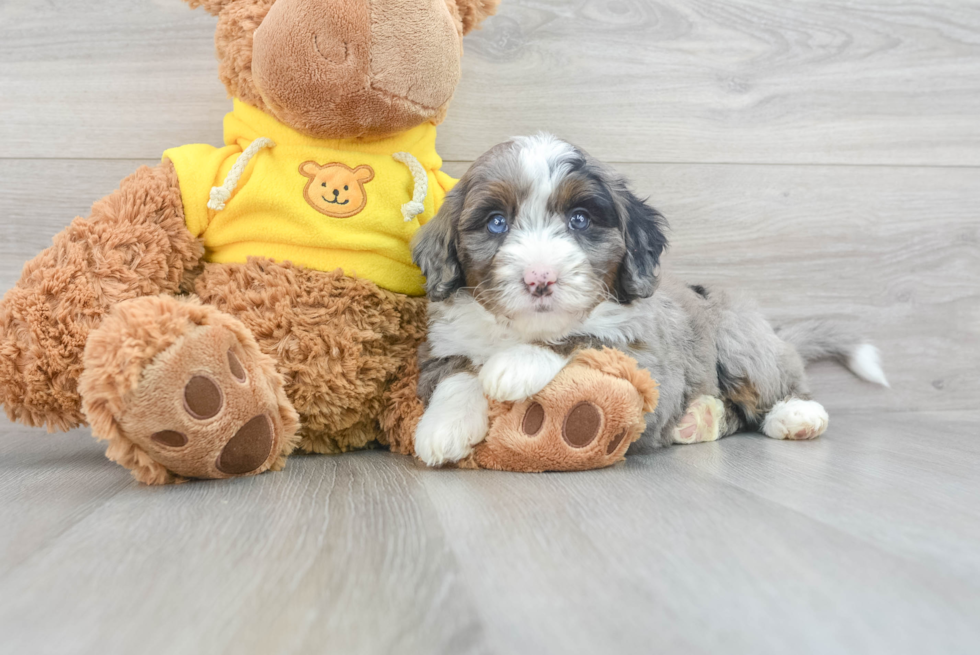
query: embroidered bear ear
[
  {"left": 183, "top": 0, "right": 240, "bottom": 16},
  {"left": 299, "top": 161, "right": 322, "bottom": 179},
  {"left": 353, "top": 166, "right": 375, "bottom": 184},
  {"left": 447, "top": 0, "right": 501, "bottom": 35}
]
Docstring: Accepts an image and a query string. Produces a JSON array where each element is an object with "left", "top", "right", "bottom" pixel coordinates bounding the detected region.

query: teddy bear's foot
[
  {"left": 79, "top": 296, "right": 299, "bottom": 484},
  {"left": 465, "top": 348, "right": 659, "bottom": 472},
  {"left": 671, "top": 395, "right": 727, "bottom": 444}
]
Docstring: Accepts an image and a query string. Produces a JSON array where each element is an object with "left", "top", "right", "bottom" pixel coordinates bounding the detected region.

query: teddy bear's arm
[
  {"left": 402, "top": 345, "right": 660, "bottom": 472},
  {"left": 0, "top": 160, "right": 205, "bottom": 431},
  {"left": 467, "top": 348, "right": 660, "bottom": 472}
]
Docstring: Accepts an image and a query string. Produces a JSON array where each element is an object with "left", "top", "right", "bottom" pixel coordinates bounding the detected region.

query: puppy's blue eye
[
  {"left": 487, "top": 213, "right": 509, "bottom": 234},
  {"left": 568, "top": 210, "right": 591, "bottom": 231}
]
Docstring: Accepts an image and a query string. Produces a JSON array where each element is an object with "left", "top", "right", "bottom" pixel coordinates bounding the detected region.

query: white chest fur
[
  {"left": 427, "top": 296, "right": 528, "bottom": 365},
  {"left": 427, "top": 295, "right": 650, "bottom": 364}
]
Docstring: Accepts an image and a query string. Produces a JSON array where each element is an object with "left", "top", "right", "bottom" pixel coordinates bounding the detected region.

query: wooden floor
[{"left": 1, "top": 1, "right": 978, "bottom": 653}]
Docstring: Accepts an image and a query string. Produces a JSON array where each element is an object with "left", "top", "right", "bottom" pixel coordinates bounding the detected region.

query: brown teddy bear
[{"left": 0, "top": 0, "right": 658, "bottom": 484}]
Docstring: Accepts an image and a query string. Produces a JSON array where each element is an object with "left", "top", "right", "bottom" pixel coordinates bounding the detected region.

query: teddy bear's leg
[
  {"left": 192, "top": 260, "right": 428, "bottom": 456},
  {"left": 463, "top": 348, "right": 660, "bottom": 472},
  {"left": 79, "top": 295, "right": 299, "bottom": 485},
  {"left": 0, "top": 161, "right": 202, "bottom": 431}
]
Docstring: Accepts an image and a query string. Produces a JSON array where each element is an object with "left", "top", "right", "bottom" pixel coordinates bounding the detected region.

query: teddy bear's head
[{"left": 186, "top": 0, "right": 499, "bottom": 139}]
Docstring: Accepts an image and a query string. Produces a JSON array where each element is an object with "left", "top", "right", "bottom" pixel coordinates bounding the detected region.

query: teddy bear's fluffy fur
[{"left": 0, "top": 0, "right": 658, "bottom": 483}]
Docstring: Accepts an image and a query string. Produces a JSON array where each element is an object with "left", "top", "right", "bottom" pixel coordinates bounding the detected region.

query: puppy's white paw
[
  {"left": 672, "top": 395, "right": 726, "bottom": 444},
  {"left": 479, "top": 345, "right": 568, "bottom": 402},
  {"left": 762, "top": 398, "right": 829, "bottom": 441},
  {"left": 414, "top": 373, "right": 489, "bottom": 467}
]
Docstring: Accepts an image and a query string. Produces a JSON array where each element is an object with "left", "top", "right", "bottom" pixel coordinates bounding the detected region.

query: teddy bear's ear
[
  {"left": 183, "top": 0, "right": 239, "bottom": 16},
  {"left": 450, "top": 0, "right": 501, "bottom": 35}
]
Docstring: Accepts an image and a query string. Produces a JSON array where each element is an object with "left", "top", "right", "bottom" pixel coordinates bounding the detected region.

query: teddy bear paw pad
[
  {"left": 215, "top": 414, "right": 274, "bottom": 475},
  {"left": 522, "top": 401, "right": 613, "bottom": 451},
  {"left": 116, "top": 325, "right": 286, "bottom": 480},
  {"left": 561, "top": 401, "right": 602, "bottom": 448}
]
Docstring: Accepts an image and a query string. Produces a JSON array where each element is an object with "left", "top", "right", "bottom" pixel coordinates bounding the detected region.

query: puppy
[{"left": 411, "top": 134, "right": 888, "bottom": 466}]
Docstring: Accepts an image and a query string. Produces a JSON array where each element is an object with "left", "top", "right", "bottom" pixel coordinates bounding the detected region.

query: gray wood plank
[
  {"left": 0, "top": 446, "right": 490, "bottom": 655},
  {"left": 447, "top": 0, "right": 980, "bottom": 165},
  {"left": 2, "top": 0, "right": 980, "bottom": 165},
  {"left": 420, "top": 417, "right": 980, "bottom": 655},
  {"left": 0, "top": 426, "right": 131, "bottom": 576},
  {"left": 3, "top": 412, "right": 979, "bottom": 654},
  {"left": 668, "top": 410, "right": 980, "bottom": 586},
  {"left": 5, "top": 159, "right": 975, "bottom": 412},
  {"left": 0, "top": 0, "right": 223, "bottom": 160}
]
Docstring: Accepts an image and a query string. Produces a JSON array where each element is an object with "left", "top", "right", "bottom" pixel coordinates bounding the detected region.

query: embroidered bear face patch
[{"left": 299, "top": 161, "right": 375, "bottom": 218}]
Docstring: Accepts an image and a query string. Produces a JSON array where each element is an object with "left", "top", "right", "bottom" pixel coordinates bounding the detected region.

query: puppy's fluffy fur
[{"left": 411, "top": 134, "right": 887, "bottom": 466}]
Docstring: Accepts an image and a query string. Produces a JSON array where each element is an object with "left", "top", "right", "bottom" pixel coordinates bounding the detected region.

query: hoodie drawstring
[
  {"left": 392, "top": 151, "right": 428, "bottom": 222},
  {"left": 207, "top": 137, "right": 276, "bottom": 211}
]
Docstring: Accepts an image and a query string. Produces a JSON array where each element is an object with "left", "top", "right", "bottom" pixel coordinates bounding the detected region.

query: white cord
[
  {"left": 207, "top": 137, "right": 276, "bottom": 211},
  {"left": 392, "top": 151, "right": 428, "bottom": 222}
]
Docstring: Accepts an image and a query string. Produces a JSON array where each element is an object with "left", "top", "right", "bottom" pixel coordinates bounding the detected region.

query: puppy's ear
[
  {"left": 614, "top": 189, "right": 668, "bottom": 303},
  {"left": 413, "top": 182, "right": 467, "bottom": 301}
]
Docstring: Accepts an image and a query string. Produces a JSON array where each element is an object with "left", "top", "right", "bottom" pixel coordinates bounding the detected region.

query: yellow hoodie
[{"left": 163, "top": 100, "right": 456, "bottom": 296}]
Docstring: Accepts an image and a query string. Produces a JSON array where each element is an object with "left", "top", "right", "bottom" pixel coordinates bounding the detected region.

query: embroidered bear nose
[{"left": 332, "top": 189, "right": 340, "bottom": 197}]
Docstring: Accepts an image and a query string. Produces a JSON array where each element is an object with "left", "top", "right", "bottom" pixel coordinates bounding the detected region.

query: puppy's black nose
[{"left": 527, "top": 282, "right": 554, "bottom": 298}]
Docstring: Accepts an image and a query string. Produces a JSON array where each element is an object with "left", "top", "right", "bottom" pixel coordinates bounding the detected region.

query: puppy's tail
[{"left": 775, "top": 319, "right": 890, "bottom": 387}]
